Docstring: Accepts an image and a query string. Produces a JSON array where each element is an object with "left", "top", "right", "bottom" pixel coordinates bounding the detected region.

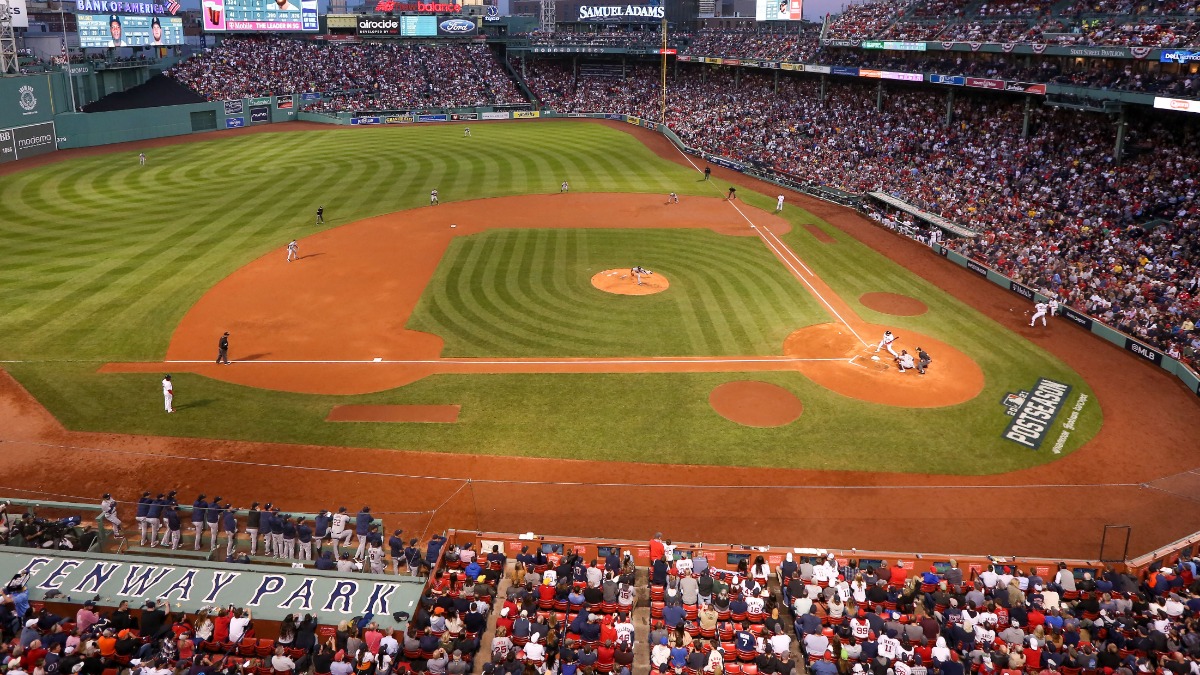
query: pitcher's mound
[
  {"left": 591, "top": 268, "right": 670, "bottom": 295},
  {"left": 860, "top": 292, "right": 928, "bottom": 316},
  {"left": 709, "top": 381, "right": 803, "bottom": 427}
]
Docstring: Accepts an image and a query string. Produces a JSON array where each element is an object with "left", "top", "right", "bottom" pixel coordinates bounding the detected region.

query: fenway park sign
[
  {"left": 577, "top": 4, "right": 664, "bottom": 21},
  {"left": 372, "top": 1, "right": 460, "bottom": 11}
]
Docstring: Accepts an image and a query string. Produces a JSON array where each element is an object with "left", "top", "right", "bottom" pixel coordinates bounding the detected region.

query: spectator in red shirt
[
  {"left": 649, "top": 533, "right": 665, "bottom": 562},
  {"left": 213, "top": 608, "right": 233, "bottom": 644}
]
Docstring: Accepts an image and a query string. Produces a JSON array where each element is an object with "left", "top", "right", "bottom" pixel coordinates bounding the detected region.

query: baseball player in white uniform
[
  {"left": 1030, "top": 301, "right": 1049, "bottom": 327},
  {"left": 668, "top": 192, "right": 679, "bottom": 204},
  {"left": 1048, "top": 297, "right": 1060, "bottom": 316},
  {"left": 876, "top": 330, "right": 899, "bottom": 357},
  {"left": 430, "top": 189, "right": 439, "bottom": 206},
  {"left": 100, "top": 494, "right": 122, "bottom": 535},
  {"left": 162, "top": 375, "right": 174, "bottom": 413},
  {"left": 286, "top": 240, "right": 299, "bottom": 262},
  {"left": 463, "top": 127, "right": 471, "bottom": 137},
  {"left": 330, "top": 507, "right": 353, "bottom": 552},
  {"left": 631, "top": 266, "right": 652, "bottom": 286},
  {"left": 560, "top": 181, "right": 569, "bottom": 193},
  {"left": 139, "top": 153, "right": 146, "bottom": 166},
  {"left": 776, "top": 194, "right": 785, "bottom": 212}
]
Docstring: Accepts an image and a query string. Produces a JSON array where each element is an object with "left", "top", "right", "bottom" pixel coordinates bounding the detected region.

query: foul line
[
  {"left": 0, "top": 439, "right": 1148, "bottom": 491},
  {"left": 668, "top": 143, "right": 869, "bottom": 347},
  {"left": 148, "top": 356, "right": 846, "bottom": 365}
]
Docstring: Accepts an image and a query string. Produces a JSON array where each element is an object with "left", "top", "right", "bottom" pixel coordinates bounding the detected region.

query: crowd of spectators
[
  {"left": 168, "top": 37, "right": 523, "bottom": 110},
  {"left": 678, "top": 27, "right": 823, "bottom": 62},
  {"left": 826, "top": 0, "right": 913, "bottom": 39}
]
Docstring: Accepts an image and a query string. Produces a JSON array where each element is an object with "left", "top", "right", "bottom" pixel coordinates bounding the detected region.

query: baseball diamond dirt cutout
[
  {"left": 709, "top": 381, "right": 804, "bottom": 427},
  {"left": 860, "top": 292, "right": 929, "bottom": 316},
  {"left": 100, "top": 193, "right": 985, "bottom": 408}
]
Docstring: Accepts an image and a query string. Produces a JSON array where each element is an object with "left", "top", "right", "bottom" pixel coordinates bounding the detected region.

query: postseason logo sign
[{"left": 1000, "top": 378, "right": 1072, "bottom": 449}]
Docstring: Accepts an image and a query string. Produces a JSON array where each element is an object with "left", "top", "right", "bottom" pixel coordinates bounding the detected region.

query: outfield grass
[{"left": 0, "top": 121, "right": 1103, "bottom": 473}]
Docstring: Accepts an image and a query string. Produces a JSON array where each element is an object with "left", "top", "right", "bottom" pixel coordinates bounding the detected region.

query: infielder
[
  {"left": 430, "top": 189, "right": 439, "bottom": 206},
  {"left": 631, "top": 266, "right": 653, "bottom": 286},
  {"left": 895, "top": 350, "right": 916, "bottom": 373},
  {"left": 776, "top": 194, "right": 785, "bottom": 212},
  {"left": 162, "top": 375, "right": 174, "bottom": 413},
  {"left": 560, "top": 181, "right": 569, "bottom": 193},
  {"left": 100, "top": 493, "right": 122, "bottom": 536},
  {"left": 668, "top": 192, "right": 679, "bottom": 204},
  {"left": 286, "top": 240, "right": 299, "bottom": 262},
  {"left": 876, "top": 330, "right": 899, "bottom": 357},
  {"left": 1030, "top": 301, "right": 1049, "bottom": 327}
]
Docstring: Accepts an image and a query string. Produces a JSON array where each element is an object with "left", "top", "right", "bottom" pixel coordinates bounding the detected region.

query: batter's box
[{"left": 849, "top": 354, "right": 890, "bottom": 372}]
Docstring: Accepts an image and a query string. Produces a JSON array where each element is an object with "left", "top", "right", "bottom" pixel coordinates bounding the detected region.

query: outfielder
[
  {"left": 631, "top": 266, "right": 652, "bottom": 286},
  {"left": 895, "top": 350, "right": 916, "bottom": 373},
  {"left": 560, "top": 181, "right": 569, "bottom": 193},
  {"left": 463, "top": 126, "right": 471, "bottom": 137},
  {"left": 1030, "top": 301, "right": 1049, "bottom": 327},
  {"left": 315, "top": 206, "right": 324, "bottom": 225},
  {"left": 430, "top": 189, "right": 439, "bottom": 206},
  {"left": 162, "top": 375, "right": 174, "bottom": 413},
  {"left": 876, "top": 330, "right": 899, "bottom": 357},
  {"left": 776, "top": 194, "right": 785, "bottom": 212},
  {"left": 138, "top": 153, "right": 146, "bottom": 166},
  {"left": 286, "top": 240, "right": 299, "bottom": 262}
]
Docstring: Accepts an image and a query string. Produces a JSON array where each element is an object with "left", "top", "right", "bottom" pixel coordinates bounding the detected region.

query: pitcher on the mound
[{"left": 876, "top": 330, "right": 899, "bottom": 357}]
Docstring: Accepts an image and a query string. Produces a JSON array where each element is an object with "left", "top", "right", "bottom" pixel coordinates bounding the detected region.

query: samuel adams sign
[{"left": 577, "top": 4, "right": 665, "bottom": 21}]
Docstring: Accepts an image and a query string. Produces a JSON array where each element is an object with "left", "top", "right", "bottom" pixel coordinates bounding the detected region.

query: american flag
[{"left": 167, "top": 0, "right": 180, "bottom": 13}]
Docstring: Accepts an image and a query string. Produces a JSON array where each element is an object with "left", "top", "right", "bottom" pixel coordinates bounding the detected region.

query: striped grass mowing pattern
[
  {"left": 408, "top": 228, "right": 827, "bottom": 357},
  {"left": 0, "top": 123, "right": 697, "bottom": 362}
]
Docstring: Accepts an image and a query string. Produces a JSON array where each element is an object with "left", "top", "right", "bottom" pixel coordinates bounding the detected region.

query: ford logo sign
[{"left": 439, "top": 18, "right": 474, "bottom": 32}]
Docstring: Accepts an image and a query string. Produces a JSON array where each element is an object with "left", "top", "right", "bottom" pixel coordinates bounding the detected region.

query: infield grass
[{"left": 0, "top": 121, "right": 1103, "bottom": 473}]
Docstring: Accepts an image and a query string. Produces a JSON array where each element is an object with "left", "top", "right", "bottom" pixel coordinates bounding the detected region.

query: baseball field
[{"left": 0, "top": 120, "right": 1103, "bottom": 475}]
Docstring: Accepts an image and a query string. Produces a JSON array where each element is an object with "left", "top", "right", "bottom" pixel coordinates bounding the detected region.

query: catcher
[{"left": 894, "top": 349, "right": 916, "bottom": 373}]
